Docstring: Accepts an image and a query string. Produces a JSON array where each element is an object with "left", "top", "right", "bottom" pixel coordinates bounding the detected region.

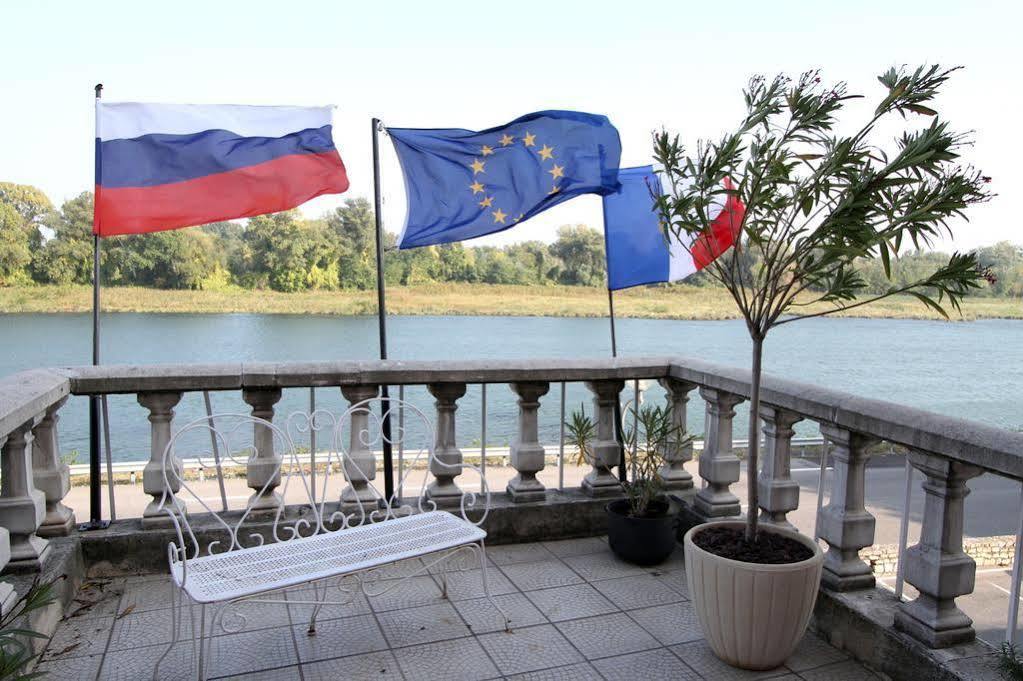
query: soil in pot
[
  {"left": 692, "top": 525, "right": 813, "bottom": 564},
  {"left": 606, "top": 498, "right": 677, "bottom": 566}
]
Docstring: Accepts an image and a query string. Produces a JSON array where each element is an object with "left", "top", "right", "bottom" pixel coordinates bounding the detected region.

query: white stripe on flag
[
  {"left": 662, "top": 173, "right": 728, "bottom": 282},
  {"left": 97, "top": 103, "right": 335, "bottom": 141}
]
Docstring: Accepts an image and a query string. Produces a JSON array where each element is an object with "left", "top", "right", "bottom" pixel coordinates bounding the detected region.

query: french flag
[
  {"left": 94, "top": 103, "right": 350, "bottom": 237},
  {"left": 603, "top": 166, "right": 745, "bottom": 290}
]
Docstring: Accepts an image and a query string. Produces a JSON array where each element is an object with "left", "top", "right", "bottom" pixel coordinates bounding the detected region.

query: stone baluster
[
  {"left": 817, "top": 424, "right": 879, "bottom": 590},
  {"left": 693, "top": 388, "right": 745, "bottom": 519},
  {"left": 139, "top": 391, "right": 186, "bottom": 527},
  {"left": 581, "top": 380, "right": 624, "bottom": 497},
  {"left": 31, "top": 396, "right": 75, "bottom": 536},
  {"left": 0, "top": 421, "right": 50, "bottom": 571},
  {"left": 657, "top": 378, "right": 697, "bottom": 498},
  {"left": 426, "top": 383, "right": 467, "bottom": 506},
  {"left": 340, "top": 384, "right": 380, "bottom": 512},
  {"left": 895, "top": 451, "right": 983, "bottom": 647},
  {"left": 758, "top": 405, "right": 804, "bottom": 531},
  {"left": 507, "top": 381, "right": 550, "bottom": 502},
  {"left": 0, "top": 527, "right": 16, "bottom": 612},
  {"left": 242, "top": 388, "right": 284, "bottom": 511}
]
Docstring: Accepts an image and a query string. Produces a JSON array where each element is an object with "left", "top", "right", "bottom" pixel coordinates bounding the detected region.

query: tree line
[{"left": 1, "top": 182, "right": 1021, "bottom": 297}]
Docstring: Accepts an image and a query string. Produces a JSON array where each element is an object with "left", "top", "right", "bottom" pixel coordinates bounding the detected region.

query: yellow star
[
  {"left": 548, "top": 164, "right": 565, "bottom": 180},
  {"left": 479, "top": 196, "right": 493, "bottom": 208},
  {"left": 499, "top": 134, "right": 515, "bottom": 146},
  {"left": 470, "top": 158, "right": 486, "bottom": 174},
  {"left": 492, "top": 208, "right": 507, "bottom": 223},
  {"left": 548, "top": 185, "right": 560, "bottom": 195},
  {"left": 481, "top": 145, "right": 494, "bottom": 156},
  {"left": 522, "top": 131, "right": 536, "bottom": 147},
  {"left": 537, "top": 144, "right": 554, "bottom": 161},
  {"left": 469, "top": 181, "right": 485, "bottom": 194}
]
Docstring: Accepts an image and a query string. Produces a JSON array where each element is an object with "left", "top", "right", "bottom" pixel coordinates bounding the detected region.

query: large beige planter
[{"left": 683, "top": 520, "right": 824, "bottom": 670}]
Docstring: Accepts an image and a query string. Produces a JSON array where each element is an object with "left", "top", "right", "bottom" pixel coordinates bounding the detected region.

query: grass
[{"left": 1, "top": 283, "right": 1020, "bottom": 320}]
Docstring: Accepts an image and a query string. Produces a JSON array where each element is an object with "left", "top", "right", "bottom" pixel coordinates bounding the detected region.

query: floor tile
[
  {"left": 301, "top": 650, "right": 404, "bottom": 680},
  {"left": 370, "top": 556, "right": 429, "bottom": 579},
  {"left": 477, "top": 624, "right": 583, "bottom": 676},
  {"left": 66, "top": 577, "right": 124, "bottom": 620},
  {"left": 99, "top": 641, "right": 194, "bottom": 681},
  {"left": 629, "top": 602, "right": 703, "bottom": 646},
  {"left": 561, "top": 551, "right": 648, "bottom": 582},
  {"left": 207, "top": 625, "right": 300, "bottom": 677},
  {"left": 650, "top": 568, "right": 690, "bottom": 599},
  {"left": 392, "top": 636, "right": 500, "bottom": 681},
  {"left": 292, "top": 613, "right": 387, "bottom": 663},
  {"left": 541, "top": 537, "right": 608, "bottom": 558},
  {"left": 119, "top": 577, "right": 177, "bottom": 613},
  {"left": 436, "top": 567, "right": 518, "bottom": 600},
  {"left": 592, "top": 573, "right": 687, "bottom": 610},
  {"left": 504, "top": 661, "right": 602, "bottom": 680},
  {"left": 670, "top": 640, "right": 791, "bottom": 680},
  {"left": 376, "top": 601, "right": 472, "bottom": 647},
  {"left": 366, "top": 575, "right": 446, "bottom": 612},
  {"left": 799, "top": 659, "right": 883, "bottom": 680},
  {"left": 32, "top": 653, "right": 103, "bottom": 681},
  {"left": 555, "top": 612, "right": 660, "bottom": 659},
  {"left": 212, "top": 665, "right": 303, "bottom": 680},
  {"left": 592, "top": 647, "right": 701, "bottom": 680},
  {"left": 785, "top": 631, "right": 848, "bottom": 672},
  {"left": 499, "top": 559, "right": 583, "bottom": 591},
  {"left": 487, "top": 543, "right": 556, "bottom": 565},
  {"left": 108, "top": 607, "right": 193, "bottom": 651},
  {"left": 522, "top": 583, "right": 617, "bottom": 622},
  {"left": 286, "top": 584, "right": 372, "bottom": 624},
  {"left": 42, "top": 615, "right": 113, "bottom": 661},
  {"left": 453, "top": 592, "right": 547, "bottom": 633}
]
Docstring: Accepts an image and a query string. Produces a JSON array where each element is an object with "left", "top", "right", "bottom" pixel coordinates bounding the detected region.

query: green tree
[
  {"left": 241, "top": 210, "right": 326, "bottom": 292},
  {"left": 103, "top": 229, "right": 223, "bottom": 289},
  {"left": 549, "top": 225, "right": 605, "bottom": 286},
  {"left": 0, "top": 203, "right": 32, "bottom": 284},
  {"left": 326, "top": 198, "right": 376, "bottom": 289},
  {"left": 0, "top": 182, "right": 53, "bottom": 223},
  {"left": 33, "top": 192, "right": 94, "bottom": 285}
]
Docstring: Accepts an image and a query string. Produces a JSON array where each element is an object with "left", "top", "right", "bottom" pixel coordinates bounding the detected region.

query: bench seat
[{"left": 171, "top": 511, "right": 485, "bottom": 603}]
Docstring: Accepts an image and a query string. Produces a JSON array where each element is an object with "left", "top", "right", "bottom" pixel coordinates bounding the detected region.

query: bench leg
[
  {"left": 196, "top": 602, "right": 208, "bottom": 681},
  {"left": 308, "top": 581, "right": 324, "bottom": 635},
  {"left": 154, "top": 577, "right": 184, "bottom": 681},
  {"left": 476, "top": 541, "right": 510, "bottom": 632}
]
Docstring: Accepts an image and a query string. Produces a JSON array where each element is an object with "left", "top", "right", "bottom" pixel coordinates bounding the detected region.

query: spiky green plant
[{"left": 0, "top": 576, "right": 62, "bottom": 680}]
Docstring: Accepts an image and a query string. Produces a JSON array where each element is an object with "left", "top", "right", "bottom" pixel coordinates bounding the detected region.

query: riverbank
[{"left": 1, "top": 283, "right": 1020, "bottom": 320}]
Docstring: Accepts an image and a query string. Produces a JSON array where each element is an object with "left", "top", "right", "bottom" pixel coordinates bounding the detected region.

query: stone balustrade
[{"left": 2, "top": 357, "right": 1023, "bottom": 656}]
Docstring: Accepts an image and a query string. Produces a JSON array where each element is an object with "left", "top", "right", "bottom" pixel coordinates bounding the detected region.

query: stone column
[
  {"left": 581, "top": 380, "right": 625, "bottom": 497},
  {"left": 658, "top": 378, "right": 697, "bottom": 498},
  {"left": 693, "top": 388, "right": 745, "bottom": 519},
  {"left": 0, "top": 528, "right": 16, "bottom": 612},
  {"left": 507, "top": 381, "right": 550, "bottom": 502},
  {"left": 339, "top": 384, "right": 380, "bottom": 512},
  {"left": 0, "top": 421, "right": 50, "bottom": 571},
  {"left": 817, "top": 424, "right": 879, "bottom": 591},
  {"left": 758, "top": 405, "right": 803, "bottom": 531},
  {"left": 31, "top": 396, "right": 75, "bottom": 537},
  {"left": 139, "top": 392, "right": 186, "bottom": 527},
  {"left": 426, "top": 383, "right": 467, "bottom": 506},
  {"left": 895, "top": 451, "right": 983, "bottom": 647},
  {"left": 242, "top": 388, "right": 284, "bottom": 512}
]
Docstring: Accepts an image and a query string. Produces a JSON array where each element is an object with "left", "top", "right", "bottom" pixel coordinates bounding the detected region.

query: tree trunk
[{"left": 746, "top": 335, "right": 764, "bottom": 543}]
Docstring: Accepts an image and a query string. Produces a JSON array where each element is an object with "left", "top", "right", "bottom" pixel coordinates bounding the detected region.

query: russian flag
[
  {"left": 602, "top": 166, "right": 745, "bottom": 291},
  {"left": 94, "top": 103, "right": 350, "bottom": 237}
]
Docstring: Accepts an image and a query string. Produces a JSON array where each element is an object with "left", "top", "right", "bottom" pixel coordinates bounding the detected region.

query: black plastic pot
[{"left": 605, "top": 498, "right": 678, "bottom": 565}]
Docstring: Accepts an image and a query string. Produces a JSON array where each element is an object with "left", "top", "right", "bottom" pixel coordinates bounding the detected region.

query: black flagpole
[
  {"left": 372, "top": 118, "right": 396, "bottom": 501},
  {"left": 84, "top": 83, "right": 107, "bottom": 529},
  {"left": 608, "top": 287, "right": 627, "bottom": 482}
]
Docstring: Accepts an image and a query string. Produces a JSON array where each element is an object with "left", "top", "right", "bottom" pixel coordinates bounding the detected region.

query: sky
[{"left": 0, "top": 0, "right": 1019, "bottom": 251}]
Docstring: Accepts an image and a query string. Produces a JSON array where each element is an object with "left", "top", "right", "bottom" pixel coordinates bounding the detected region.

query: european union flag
[{"left": 388, "top": 111, "right": 621, "bottom": 249}]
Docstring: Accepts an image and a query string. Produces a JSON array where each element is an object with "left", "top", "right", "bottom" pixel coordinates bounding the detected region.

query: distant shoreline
[{"left": 1, "top": 284, "right": 1020, "bottom": 321}]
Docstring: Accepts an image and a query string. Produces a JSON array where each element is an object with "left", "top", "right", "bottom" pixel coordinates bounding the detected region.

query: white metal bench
[{"left": 154, "top": 396, "right": 507, "bottom": 681}]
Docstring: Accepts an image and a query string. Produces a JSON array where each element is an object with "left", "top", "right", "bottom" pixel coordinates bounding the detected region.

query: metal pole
[
  {"left": 480, "top": 384, "right": 487, "bottom": 475},
  {"left": 894, "top": 455, "right": 915, "bottom": 600},
  {"left": 100, "top": 396, "right": 115, "bottom": 520},
  {"left": 608, "top": 288, "right": 627, "bottom": 482},
  {"left": 814, "top": 443, "right": 830, "bottom": 541},
  {"left": 371, "top": 117, "right": 395, "bottom": 502},
  {"left": 397, "top": 385, "right": 405, "bottom": 500},
  {"left": 203, "top": 390, "right": 228, "bottom": 512},
  {"left": 1007, "top": 483, "right": 1023, "bottom": 644},
  {"left": 558, "top": 382, "right": 566, "bottom": 491},
  {"left": 309, "top": 388, "right": 316, "bottom": 506}
]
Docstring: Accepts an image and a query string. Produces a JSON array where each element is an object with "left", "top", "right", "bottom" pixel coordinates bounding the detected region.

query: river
[{"left": 1, "top": 313, "right": 1020, "bottom": 462}]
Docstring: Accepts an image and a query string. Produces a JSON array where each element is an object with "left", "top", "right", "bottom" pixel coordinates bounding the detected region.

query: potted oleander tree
[
  {"left": 568, "top": 403, "right": 692, "bottom": 565},
  {"left": 653, "top": 65, "right": 992, "bottom": 670}
]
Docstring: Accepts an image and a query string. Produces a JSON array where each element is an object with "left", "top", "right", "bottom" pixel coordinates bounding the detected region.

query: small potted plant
[
  {"left": 567, "top": 402, "right": 692, "bottom": 565},
  {"left": 653, "top": 65, "right": 991, "bottom": 670}
]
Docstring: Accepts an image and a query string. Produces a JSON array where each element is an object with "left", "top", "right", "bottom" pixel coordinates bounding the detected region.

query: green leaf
[{"left": 905, "top": 104, "right": 938, "bottom": 116}]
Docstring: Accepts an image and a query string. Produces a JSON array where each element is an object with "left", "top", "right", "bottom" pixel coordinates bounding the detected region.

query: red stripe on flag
[
  {"left": 94, "top": 151, "right": 349, "bottom": 237},
  {"left": 691, "top": 189, "right": 745, "bottom": 270}
]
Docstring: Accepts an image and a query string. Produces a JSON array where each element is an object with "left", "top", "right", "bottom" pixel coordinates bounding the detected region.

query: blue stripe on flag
[
  {"left": 97, "top": 125, "right": 337, "bottom": 188},
  {"left": 603, "top": 165, "right": 670, "bottom": 291}
]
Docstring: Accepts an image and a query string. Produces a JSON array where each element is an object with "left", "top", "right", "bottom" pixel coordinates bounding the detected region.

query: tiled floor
[{"left": 37, "top": 537, "right": 882, "bottom": 680}]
